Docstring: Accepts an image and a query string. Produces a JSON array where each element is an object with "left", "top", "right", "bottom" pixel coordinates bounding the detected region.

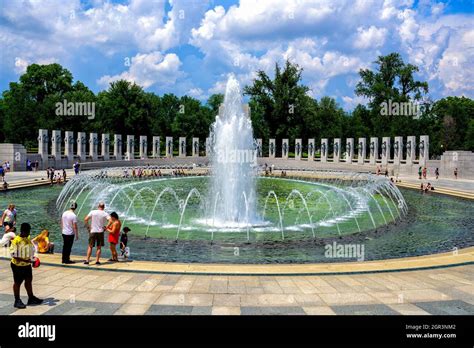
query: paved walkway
[{"left": 0, "top": 260, "right": 472, "bottom": 315}]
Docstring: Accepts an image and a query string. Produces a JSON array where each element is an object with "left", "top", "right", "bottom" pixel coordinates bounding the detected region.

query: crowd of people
[
  {"left": 0, "top": 200, "right": 131, "bottom": 309},
  {"left": 121, "top": 166, "right": 195, "bottom": 178},
  {"left": 46, "top": 167, "right": 67, "bottom": 185}
]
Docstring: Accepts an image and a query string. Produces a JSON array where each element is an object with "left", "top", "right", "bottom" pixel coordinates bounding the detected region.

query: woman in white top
[{"left": 1, "top": 204, "right": 16, "bottom": 230}]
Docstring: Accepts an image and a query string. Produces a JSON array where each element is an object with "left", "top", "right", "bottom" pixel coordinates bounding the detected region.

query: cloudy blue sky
[{"left": 1, "top": 0, "right": 473, "bottom": 109}]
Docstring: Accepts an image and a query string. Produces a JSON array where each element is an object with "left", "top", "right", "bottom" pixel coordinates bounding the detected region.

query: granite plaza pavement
[{"left": 0, "top": 259, "right": 472, "bottom": 315}]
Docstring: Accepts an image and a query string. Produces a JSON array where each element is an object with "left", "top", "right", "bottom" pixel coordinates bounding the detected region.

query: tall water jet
[{"left": 208, "top": 75, "right": 258, "bottom": 226}]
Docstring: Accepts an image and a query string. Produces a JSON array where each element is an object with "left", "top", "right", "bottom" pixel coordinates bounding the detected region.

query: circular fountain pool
[
  {"left": 3, "top": 170, "right": 472, "bottom": 264},
  {"left": 56, "top": 170, "right": 406, "bottom": 242}
]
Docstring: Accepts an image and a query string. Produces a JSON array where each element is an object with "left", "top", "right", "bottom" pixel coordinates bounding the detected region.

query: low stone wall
[
  {"left": 0, "top": 144, "right": 27, "bottom": 171},
  {"left": 440, "top": 151, "right": 474, "bottom": 179}
]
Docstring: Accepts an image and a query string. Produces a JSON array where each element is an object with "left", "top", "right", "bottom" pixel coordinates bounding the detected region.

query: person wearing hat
[
  {"left": 9, "top": 222, "right": 43, "bottom": 309},
  {"left": 61, "top": 202, "right": 79, "bottom": 264}
]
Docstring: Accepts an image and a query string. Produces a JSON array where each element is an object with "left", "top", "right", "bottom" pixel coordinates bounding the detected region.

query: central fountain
[{"left": 206, "top": 75, "right": 258, "bottom": 228}]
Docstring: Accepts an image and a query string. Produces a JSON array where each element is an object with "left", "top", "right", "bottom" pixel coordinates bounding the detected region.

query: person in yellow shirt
[
  {"left": 9, "top": 223, "right": 43, "bottom": 309},
  {"left": 31, "top": 229, "right": 55, "bottom": 254}
]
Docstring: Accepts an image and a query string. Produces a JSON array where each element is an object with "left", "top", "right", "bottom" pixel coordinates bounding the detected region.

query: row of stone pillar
[
  {"left": 38, "top": 129, "right": 429, "bottom": 165},
  {"left": 265, "top": 136, "right": 429, "bottom": 165},
  {"left": 38, "top": 130, "right": 205, "bottom": 161}
]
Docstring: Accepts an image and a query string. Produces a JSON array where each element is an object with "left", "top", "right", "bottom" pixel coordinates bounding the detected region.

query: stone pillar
[
  {"left": 139, "top": 136, "right": 147, "bottom": 159},
  {"left": 321, "top": 138, "right": 328, "bottom": 163},
  {"left": 256, "top": 139, "right": 262, "bottom": 157},
  {"left": 307, "top": 139, "right": 315, "bottom": 161},
  {"left": 51, "top": 130, "right": 61, "bottom": 159},
  {"left": 333, "top": 138, "right": 341, "bottom": 163},
  {"left": 406, "top": 136, "right": 416, "bottom": 164},
  {"left": 114, "top": 134, "right": 122, "bottom": 160},
  {"left": 64, "top": 131, "right": 74, "bottom": 161},
  {"left": 381, "top": 137, "right": 391, "bottom": 165},
  {"left": 205, "top": 137, "right": 211, "bottom": 157},
  {"left": 89, "top": 133, "right": 98, "bottom": 161},
  {"left": 295, "top": 138, "right": 302, "bottom": 160},
  {"left": 101, "top": 134, "right": 110, "bottom": 161},
  {"left": 393, "top": 136, "right": 403, "bottom": 165},
  {"left": 192, "top": 137, "right": 199, "bottom": 157},
  {"left": 38, "top": 129, "right": 49, "bottom": 161},
  {"left": 281, "top": 139, "right": 289, "bottom": 159},
  {"left": 166, "top": 136, "right": 173, "bottom": 158},
  {"left": 346, "top": 138, "right": 354, "bottom": 163},
  {"left": 152, "top": 136, "right": 160, "bottom": 158},
  {"left": 179, "top": 137, "right": 186, "bottom": 157},
  {"left": 369, "top": 137, "right": 378, "bottom": 165},
  {"left": 126, "top": 135, "right": 134, "bottom": 160},
  {"left": 77, "top": 132, "right": 86, "bottom": 160},
  {"left": 419, "top": 135, "right": 429, "bottom": 166},
  {"left": 357, "top": 138, "right": 366, "bottom": 164},
  {"left": 269, "top": 139, "right": 276, "bottom": 158},
  {"left": 0, "top": 144, "right": 27, "bottom": 171}
]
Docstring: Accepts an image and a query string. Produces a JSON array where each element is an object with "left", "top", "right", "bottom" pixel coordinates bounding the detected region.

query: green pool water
[{"left": 0, "top": 176, "right": 472, "bottom": 264}]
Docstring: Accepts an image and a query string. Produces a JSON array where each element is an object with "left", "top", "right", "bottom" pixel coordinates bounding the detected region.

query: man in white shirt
[
  {"left": 61, "top": 202, "right": 78, "bottom": 264},
  {"left": 84, "top": 202, "right": 110, "bottom": 265}
]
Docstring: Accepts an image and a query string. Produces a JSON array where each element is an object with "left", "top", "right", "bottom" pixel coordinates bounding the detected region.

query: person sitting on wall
[
  {"left": 31, "top": 230, "right": 54, "bottom": 254},
  {"left": 425, "top": 183, "right": 434, "bottom": 192},
  {"left": 2, "top": 181, "right": 8, "bottom": 191}
]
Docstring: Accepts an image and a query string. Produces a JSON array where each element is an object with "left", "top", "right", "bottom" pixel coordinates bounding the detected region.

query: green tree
[
  {"left": 172, "top": 96, "right": 213, "bottom": 141},
  {"left": 429, "top": 96, "right": 474, "bottom": 153},
  {"left": 95, "top": 80, "right": 151, "bottom": 137},
  {"left": 244, "top": 60, "right": 309, "bottom": 142},
  {"left": 355, "top": 53, "right": 428, "bottom": 136},
  {"left": 206, "top": 94, "right": 224, "bottom": 115},
  {"left": 1, "top": 63, "right": 78, "bottom": 146}
]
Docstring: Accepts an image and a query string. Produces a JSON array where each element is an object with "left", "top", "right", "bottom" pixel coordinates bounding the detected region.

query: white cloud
[
  {"left": 353, "top": 26, "right": 388, "bottom": 49},
  {"left": 2, "top": 0, "right": 473, "bottom": 102},
  {"left": 13, "top": 57, "right": 58, "bottom": 74},
  {"left": 187, "top": 87, "right": 205, "bottom": 99},
  {"left": 97, "top": 52, "right": 183, "bottom": 89},
  {"left": 13, "top": 58, "right": 29, "bottom": 74}
]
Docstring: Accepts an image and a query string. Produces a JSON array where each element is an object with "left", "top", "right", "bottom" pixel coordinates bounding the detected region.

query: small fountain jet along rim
[{"left": 57, "top": 171, "right": 407, "bottom": 244}]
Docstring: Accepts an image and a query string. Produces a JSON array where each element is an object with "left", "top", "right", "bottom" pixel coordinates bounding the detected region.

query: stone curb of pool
[{"left": 1, "top": 247, "right": 472, "bottom": 276}]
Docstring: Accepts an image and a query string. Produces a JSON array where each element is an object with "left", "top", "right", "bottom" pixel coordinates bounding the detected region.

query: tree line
[{"left": 0, "top": 53, "right": 472, "bottom": 157}]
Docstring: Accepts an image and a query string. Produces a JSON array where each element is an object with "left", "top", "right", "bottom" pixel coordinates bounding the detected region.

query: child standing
[{"left": 120, "top": 227, "right": 130, "bottom": 259}]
